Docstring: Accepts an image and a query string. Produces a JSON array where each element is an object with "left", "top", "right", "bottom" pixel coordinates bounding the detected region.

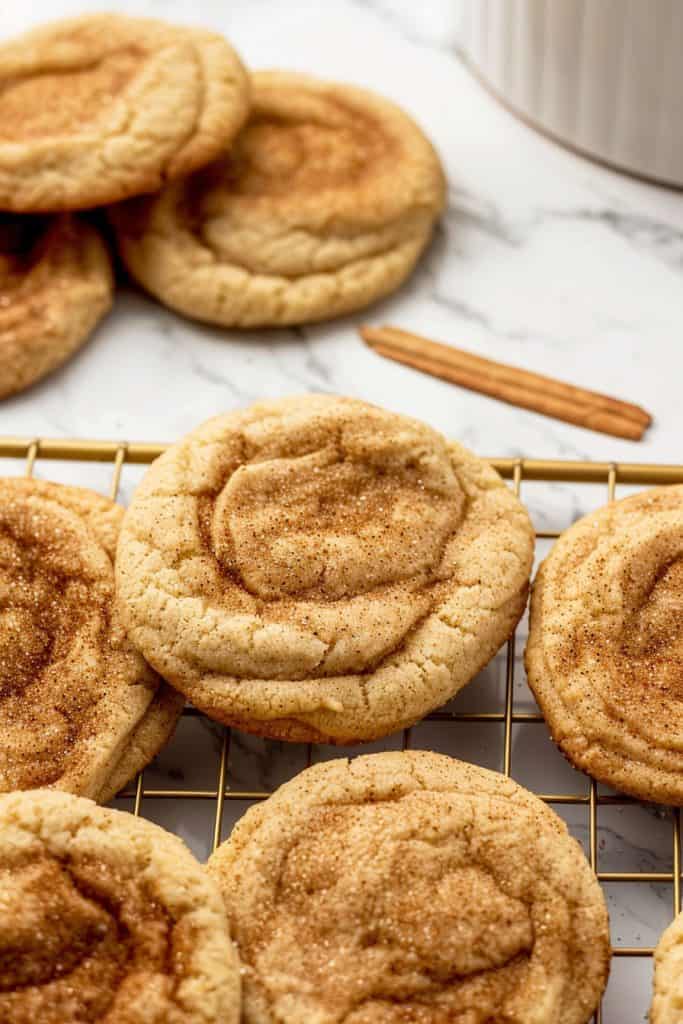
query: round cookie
[
  {"left": 652, "top": 911, "right": 683, "bottom": 1023},
  {"left": 98, "top": 683, "right": 185, "bottom": 804},
  {"left": 0, "top": 213, "right": 113, "bottom": 399},
  {"left": 526, "top": 485, "right": 683, "bottom": 804},
  {"left": 116, "top": 395, "right": 534, "bottom": 743},
  {"left": 0, "top": 789, "right": 240, "bottom": 1023},
  {"left": 30, "top": 478, "right": 186, "bottom": 800},
  {"left": 110, "top": 71, "right": 446, "bottom": 327},
  {"left": 0, "top": 478, "right": 182, "bottom": 799},
  {"left": 207, "top": 750, "right": 610, "bottom": 1024},
  {"left": 0, "top": 14, "right": 250, "bottom": 212}
]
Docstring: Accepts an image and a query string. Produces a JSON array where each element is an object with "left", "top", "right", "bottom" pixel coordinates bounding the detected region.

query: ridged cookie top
[
  {"left": 0, "top": 14, "right": 250, "bottom": 211},
  {"left": 185, "top": 71, "right": 445, "bottom": 274},
  {"left": 0, "top": 213, "right": 113, "bottom": 398},
  {"left": 110, "top": 72, "right": 446, "bottom": 326},
  {"left": 208, "top": 751, "right": 610, "bottom": 1024},
  {"left": 116, "top": 396, "right": 533, "bottom": 742},
  {"left": 526, "top": 485, "right": 683, "bottom": 804},
  {"left": 0, "top": 789, "right": 240, "bottom": 1023},
  {"left": 0, "top": 478, "right": 167, "bottom": 797}
]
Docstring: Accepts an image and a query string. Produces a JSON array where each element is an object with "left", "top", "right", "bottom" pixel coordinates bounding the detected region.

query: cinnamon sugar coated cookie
[
  {"left": 0, "top": 14, "right": 250, "bottom": 211},
  {"left": 652, "top": 911, "right": 683, "bottom": 1023},
  {"left": 0, "top": 478, "right": 182, "bottom": 799},
  {"left": 0, "top": 789, "right": 240, "bottom": 1023},
  {"left": 208, "top": 751, "right": 610, "bottom": 1024},
  {"left": 116, "top": 395, "right": 534, "bottom": 742},
  {"left": 110, "top": 71, "right": 446, "bottom": 326},
  {"left": 0, "top": 213, "right": 112, "bottom": 398},
  {"left": 97, "top": 683, "right": 184, "bottom": 805},
  {"left": 526, "top": 485, "right": 683, "bottom": 804}
]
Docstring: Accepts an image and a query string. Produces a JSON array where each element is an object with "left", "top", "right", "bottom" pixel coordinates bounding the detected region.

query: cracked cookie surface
[
  {"left": 115, "top": 395, "right": 533, "bottom": 742},
  {"left": 526, "top": 485, "right": 683, "bottom": 804},
  {"left": 0, "top": 478, "right": 182, "bottom": 799},
  {"left": 0, "top": 213, "right": 112, "bottom": 398},
  {"left": 0, "top": 789, "right": 240, "bottom": 1023},
  {"left": 0, "top": 14, "right": 250, "bottom": 211},
  {"left": 207, "top": 750, "right": 609, "bottom": 1024},
  {"left": 110, "top": 71, "right": 445, "bottom": 326}
]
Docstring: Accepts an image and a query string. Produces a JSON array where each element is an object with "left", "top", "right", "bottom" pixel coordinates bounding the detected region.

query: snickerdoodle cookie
[
  {"left": 116, "top": 395, "right": 534, "bottom": 743},
  {"left": 0, "top": 213, "right": 113, "bottom": 399},
  {"left": 526, "top": 485, "right": 683, "bottom": 804},
  {"left": 110, "top": 71, "right": 446, "bottom": 327},
  {"left": 208, "top": 750, "right": 610, "bottom": 1024},
  {"left": 0, "top": 14, "right": 250, "bottom": 212},
  {"left": 652, "top": 910, "right": 683, "bottom": 1023},
  {"left": 0, "top": 789, "right": 240, "bottom": 1023},
  {"left": 98, "top": 683, "right": 185, "bottom": 804},
  {"left": 62, "top": 482, "right": 186, "bottom": 803},
  {"left": 0, "top": 478, "right": 182, "bottom": 799}
]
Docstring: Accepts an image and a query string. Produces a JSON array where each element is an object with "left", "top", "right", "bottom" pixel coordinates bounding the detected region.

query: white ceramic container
[{"left": 456, "top": 0, "right": 683, "bottom": 187}]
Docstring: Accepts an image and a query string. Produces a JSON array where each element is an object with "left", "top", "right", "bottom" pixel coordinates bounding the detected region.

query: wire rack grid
[{"left": 4, "top": 433, "right": 683, "bottom": 1024}]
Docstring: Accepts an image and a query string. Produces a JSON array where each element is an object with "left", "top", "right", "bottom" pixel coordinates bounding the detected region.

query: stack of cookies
[
  {"left": 0, "top": 395, "right": 534, "bottom": 794},
  {"left": 15, "top": 388, "right": 683, "bottom": 1019},
  {"left": 0, "top": 13, "right": 446, "bottom": 399},
  {"left": 0, "top": 394, "right": 618, "bottom": 1022}
]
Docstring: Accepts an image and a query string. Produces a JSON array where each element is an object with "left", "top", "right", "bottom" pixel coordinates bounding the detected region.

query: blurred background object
[{"left": 456, "top": 0, "right": 683, "bottom": 187}]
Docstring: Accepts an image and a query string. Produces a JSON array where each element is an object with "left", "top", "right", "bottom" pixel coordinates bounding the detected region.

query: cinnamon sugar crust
[
  {"left": 208, "top": 751, "right": 610, "bottom": 1024},
  {"left": 0, "top": 14, "right": 250, "bottom": 211},
  {"left": 0, "top": 478, "right": 181, "bottom": 798},
  {"left": 0, "top": 213, "right": 112, "bottom": 399},
  {"left": 116, "top": 396, "right": 533, "bottom": 743},
  {"left": 110, "top": 71, "right": 446, "bottom": 327},
  {"left": 526, "top": 485, "right": 683, "bottom": 804},
  {"left": 0, "top": 789, "right": 240, "bottom": 1023}
]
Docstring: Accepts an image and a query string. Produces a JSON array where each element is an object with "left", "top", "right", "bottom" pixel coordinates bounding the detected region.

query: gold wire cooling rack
[{"left": 4, "top": 434, "right": 683, "bottom": 1023}]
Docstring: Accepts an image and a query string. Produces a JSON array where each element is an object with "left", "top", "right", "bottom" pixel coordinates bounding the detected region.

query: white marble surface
[{"left": 3, "top": 3, "right": 683, "bottom": 1021}]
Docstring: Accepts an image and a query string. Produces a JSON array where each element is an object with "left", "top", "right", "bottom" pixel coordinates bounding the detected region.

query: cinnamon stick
[{"left": 360, "top": 325, "right": 652, "bottom": 441}]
